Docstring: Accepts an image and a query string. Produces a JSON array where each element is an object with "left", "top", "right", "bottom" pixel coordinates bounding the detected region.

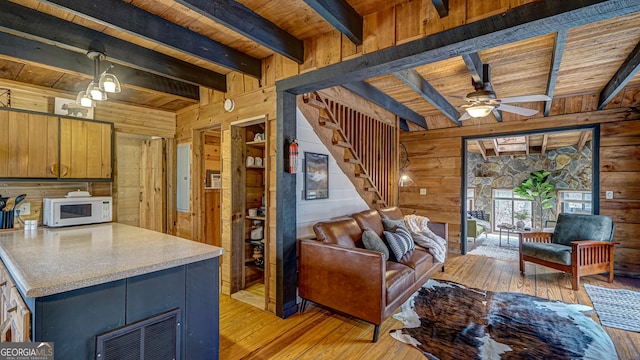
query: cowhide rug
[{"left": 391, "top": 280, "right": 617, "bottom": 360}]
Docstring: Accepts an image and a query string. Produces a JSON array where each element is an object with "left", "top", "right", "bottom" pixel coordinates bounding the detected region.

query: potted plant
[
  {"left": 513, "top": 170, "right": 556, "bottom": 229},
  {"left": 514, "top": 209, "right": 529, "bottom": 230}
]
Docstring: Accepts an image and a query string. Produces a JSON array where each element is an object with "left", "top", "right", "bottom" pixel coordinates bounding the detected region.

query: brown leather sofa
[{"left": 298, "top": 207, "right": 447, "bottom": 342}]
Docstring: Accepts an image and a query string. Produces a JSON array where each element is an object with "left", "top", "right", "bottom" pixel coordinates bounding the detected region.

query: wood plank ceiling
[{"left": 0, "top": 0, "right": 638, "bottom": 124}]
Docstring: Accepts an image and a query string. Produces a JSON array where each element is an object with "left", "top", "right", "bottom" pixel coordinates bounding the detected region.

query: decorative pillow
[
  {"left": 383, "top": 226, "right": 415, "bottom": 261},
  {"left": 362, "top": 229, "right": 390, "bottom": 261},
  {"left": 382, "top": 218, "right": 407, "bottom": 232}
]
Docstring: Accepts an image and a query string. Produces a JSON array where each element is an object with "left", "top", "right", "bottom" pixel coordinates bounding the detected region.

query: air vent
[{"left": 96, "top": 308, "right": 181, "bottom": 360}]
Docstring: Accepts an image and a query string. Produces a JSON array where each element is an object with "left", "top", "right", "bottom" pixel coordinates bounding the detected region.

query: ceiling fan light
[
  {"left": 76, "top": 91, "right": 95, "bottom": 107},
  {"left": 466, "top": 105, "right": 495, "bottom": 118},
  {"left": 99, "top": 73, "right": 121, "bottom": 93}
]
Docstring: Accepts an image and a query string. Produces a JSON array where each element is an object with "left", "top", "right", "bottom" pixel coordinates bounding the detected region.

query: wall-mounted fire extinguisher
[{"left": 288, "top": 139, "right": 298, "bottom": 174}]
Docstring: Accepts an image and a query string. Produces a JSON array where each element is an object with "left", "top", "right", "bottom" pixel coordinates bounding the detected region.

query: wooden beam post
[
  {"left": 545, "top": 29, "right": 568, "bottom": 116},
  {"left": 598, "top": 40, "right": 640, "bottom": 109}
]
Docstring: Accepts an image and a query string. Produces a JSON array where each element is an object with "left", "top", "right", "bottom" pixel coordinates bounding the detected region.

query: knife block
[{"left": 0, "top": 210, "right": 15, "bottom": 229}]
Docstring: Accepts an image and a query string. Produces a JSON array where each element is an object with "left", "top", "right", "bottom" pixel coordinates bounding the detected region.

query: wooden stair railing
[{"left": 300, "top": 92, "right": 397, "bottom": 208}]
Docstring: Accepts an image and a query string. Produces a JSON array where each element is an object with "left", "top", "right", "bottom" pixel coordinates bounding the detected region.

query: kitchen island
[{"left": 0, "top": 223, "right": 224, "bottom": 359}]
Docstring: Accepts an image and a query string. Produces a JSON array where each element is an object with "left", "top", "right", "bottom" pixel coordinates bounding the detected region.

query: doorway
[
  {"left": 115, "top": 132, "right": 167, "bottom": 231},
  {"left": 229, "top": 116, "right": 269, "bottom": 310},
  {"left": 462, "top": 126, "right": 599, "bottom": 256}
]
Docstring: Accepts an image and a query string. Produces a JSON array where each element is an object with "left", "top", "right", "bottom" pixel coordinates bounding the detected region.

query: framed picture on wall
[
  {"left": 304, "top": 152, "right": 329, "bottom": 200},
  {"left": 54, "top": 97, "right": 94, "bottom": 119}
]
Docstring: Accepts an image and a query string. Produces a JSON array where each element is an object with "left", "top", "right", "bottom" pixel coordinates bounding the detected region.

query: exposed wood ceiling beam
[
  {"left": 175, "top": 0, "right": 304, "bottom": 64},
  {"left": 598, "top": 40, "right": 640, "bottom": 109},
  {"left": 544, "top": 29, "right": 568, "bottom": 116},
  {"left": 0, "top": 1, "right": 226, "bottom": 92},
  {"left": 393, "top": 69, "right": 461, "bottom": 126},
  {"left": 37, "top": 0, "right": 262, "bottom": 78},
  {"left": 0, "top": 32, "right": 199, "bottom": 100},
  {"left": 303, "top": 0, "right": 363, "bottom": 45},
  {"left": 541, "top": 134, "right": 549, "bottom": 155},
  {"left": 277, "top": 0, "right": 640, "bottom": 94},
  {"left": 341, "top": 81, "right": 428, "bottom": 129},
  {"left": 492, "top": 139, "right": 501, "bottom": 157},
  {"left": 399, "top": 119, "right": 410, "bottom": 132},
  {"left": 476, "top": 140, "right": 487, "bottom": 161},
  {"left": 461, "top": 53, "right": 502, "bottom": 122},
  {"left": 577, "top": 131, "right": 590, "bottom": 152},
  {"left": 431, "top": 0, "right": 449, "bottom": 18}
]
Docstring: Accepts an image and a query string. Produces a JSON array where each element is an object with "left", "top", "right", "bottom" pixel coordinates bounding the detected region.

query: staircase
[{"left": 299, "top": 92, "right": 397, "bottom": 208}]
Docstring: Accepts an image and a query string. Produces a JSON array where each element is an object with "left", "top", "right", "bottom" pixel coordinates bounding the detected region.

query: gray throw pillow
[
  {"left": 382, "top": 218, "right": 406, "bottom": 232},
  {"left": 362, "top": 229, "right": 389, "bottom": 261},
  {"left": 383, "top": 226, "right": 414, "bottom": 261}
]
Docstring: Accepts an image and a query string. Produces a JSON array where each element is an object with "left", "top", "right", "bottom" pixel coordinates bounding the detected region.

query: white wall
[{"left": 296, "top": 107, "right": 368, "bottom": 237}]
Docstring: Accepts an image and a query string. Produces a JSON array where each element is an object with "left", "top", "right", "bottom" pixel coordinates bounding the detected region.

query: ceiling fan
[{"left": 458, "top": 64, "right": 551, "bottom": 121}]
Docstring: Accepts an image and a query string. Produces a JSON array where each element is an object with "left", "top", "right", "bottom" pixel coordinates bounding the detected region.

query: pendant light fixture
[{"left": 76, "top": 51, "right": 121, "bottom": 107}]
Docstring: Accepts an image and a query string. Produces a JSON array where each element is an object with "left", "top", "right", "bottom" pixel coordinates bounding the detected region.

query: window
[
  {"left": 557, "top": 191, "right": 592, "bottom": 215},
  {"left": 492, "top": 189, "right": 532, "bottom": 230},
  {"left": 467, "top": 188, "right": 475, "bottom": 210}
]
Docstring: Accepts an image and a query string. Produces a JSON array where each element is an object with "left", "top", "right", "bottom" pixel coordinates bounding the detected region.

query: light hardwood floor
[{"left": 220, "top": 254, "right": 640, "bottom": 359}]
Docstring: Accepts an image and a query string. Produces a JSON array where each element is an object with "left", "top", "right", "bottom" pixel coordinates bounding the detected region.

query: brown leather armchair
[{"left": 298, "top": 207, "right": 447, "bottom": 342}]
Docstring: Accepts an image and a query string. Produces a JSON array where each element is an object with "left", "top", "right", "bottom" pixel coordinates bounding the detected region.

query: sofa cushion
[
  {"left": 362, "top": 229, "right": 390, "bottom": 261},
  {"left": 521, "top": 242, "right": 572, "bottom": 265},
  {"left": 313, "top": 218, "right": 363, "bottom": 248},
  {"left": 552, "top": 213, "right": 614, "bottom": 246},
  {"left": 353, "top": 209, "right": 385, "bottom": 237},
  {"left": 397, "top": 248, "right": 435, "bottom": 281},
  {"left": 382, "top": 218, "right": 407, "bottom": 232},
  {"left": 378, "top": 207, "right": 404, "bottom": 220},
  {"left": 384, "top": 226, "right": 414, "bottom": 261},
  {"left": 385, "top": 262, "right": 415, "bottom": 304}
]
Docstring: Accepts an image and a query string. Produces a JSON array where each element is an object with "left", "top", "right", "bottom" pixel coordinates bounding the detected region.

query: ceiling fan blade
[
  {"left": 458, "top": 112, "right": 472, "bottom": 121},
  {"left": 499, "top": 94, "right": 551, "bottom": 103},
  {"left": 496, "top": 104, "right": 539, "bottom": 116}
]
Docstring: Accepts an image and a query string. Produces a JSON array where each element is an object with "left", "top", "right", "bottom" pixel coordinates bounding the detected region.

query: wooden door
[
  {"left": 60, "top": 118, "right": 112, "bottom": 179},
  {"left": 115, "top": 133, "right": 144, "bottom": 226},
  {"left": 140, "top": 138, "right": 166, "bottom": 232},
  {"left": 204, "top": 189, "right": 221, "bottom": 246},
  {"left": 0, "top": 110, "right": 58, "bottom": 178}
]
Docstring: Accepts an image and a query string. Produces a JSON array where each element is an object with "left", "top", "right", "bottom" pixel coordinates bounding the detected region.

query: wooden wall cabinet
[
  {"left": 0, "top": 111, "right": 58, "bottom": 178},
  {"left": 0, "top": 108, "right": 113, "bottom": 180},
  {"left": 60, "top": 118, "right": 112, "bottom": 179}
]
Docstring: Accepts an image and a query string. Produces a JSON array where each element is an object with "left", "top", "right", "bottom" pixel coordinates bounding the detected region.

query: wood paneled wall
[
  {"left": 0, "top": 79, "right": 176, "bottom": 138},
  {"left": 400, "top": 89, "right": 640, "bottom": 275}
]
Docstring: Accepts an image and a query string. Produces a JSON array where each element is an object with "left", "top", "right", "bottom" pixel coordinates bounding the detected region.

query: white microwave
[{"left": 43, "top": 197, "right": 112, "bottom": 227}]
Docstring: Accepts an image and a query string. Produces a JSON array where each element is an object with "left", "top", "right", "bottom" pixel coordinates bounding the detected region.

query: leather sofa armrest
[
  {"left": 298, "top": 239, "right": 385, "bottom": 324},
  {"left": 428, "top": 221, "right": 448, "bottom": 241}
]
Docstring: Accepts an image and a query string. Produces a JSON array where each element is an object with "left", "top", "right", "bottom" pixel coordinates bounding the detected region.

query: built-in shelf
[
  {"left": 246, "top": 140, "right": 266, "bottom": 147},
  {"left": 246, "top": 166, "right": 265, "bottom": 169},
  {"left": 246, "top": 216, "right": 266, "bottom": 221}
]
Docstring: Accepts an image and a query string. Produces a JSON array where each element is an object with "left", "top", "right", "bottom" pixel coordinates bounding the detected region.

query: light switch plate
[
  {"left": 605, "top": 191, "right": 613, "bottom": 199},
  {"left": 420, "top": 188, "right": 427, "bottom": 195}
]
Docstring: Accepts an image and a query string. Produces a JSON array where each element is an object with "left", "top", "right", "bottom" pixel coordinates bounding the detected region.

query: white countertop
[{"left": 0, "top": 223, "right": 224, "bottom": 298}]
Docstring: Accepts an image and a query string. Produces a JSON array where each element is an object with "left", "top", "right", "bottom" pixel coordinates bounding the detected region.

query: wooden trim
[
  {"left": 40, "top": 0, "right": 262, "bottom": 78},
  {"left": 303, "top": 0, "right": 363, "bottom": 45},
  {"left": 277, "top": 0, "right": 640, "bottom": 94},
  {"left": 0, "top": 32, "right": 200, "bottom": 100},
  {"left": 599, "top": 40, "right": 640, "bottom": 109},
  {"left": 0, "top": 1, "right": 226, "bottom": 91},
  {"left": 176, "top": 0, "right": 304, "bottom": 64},
  {"left": 545, "top": 30, "right": 568, "bottom": 116}
]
